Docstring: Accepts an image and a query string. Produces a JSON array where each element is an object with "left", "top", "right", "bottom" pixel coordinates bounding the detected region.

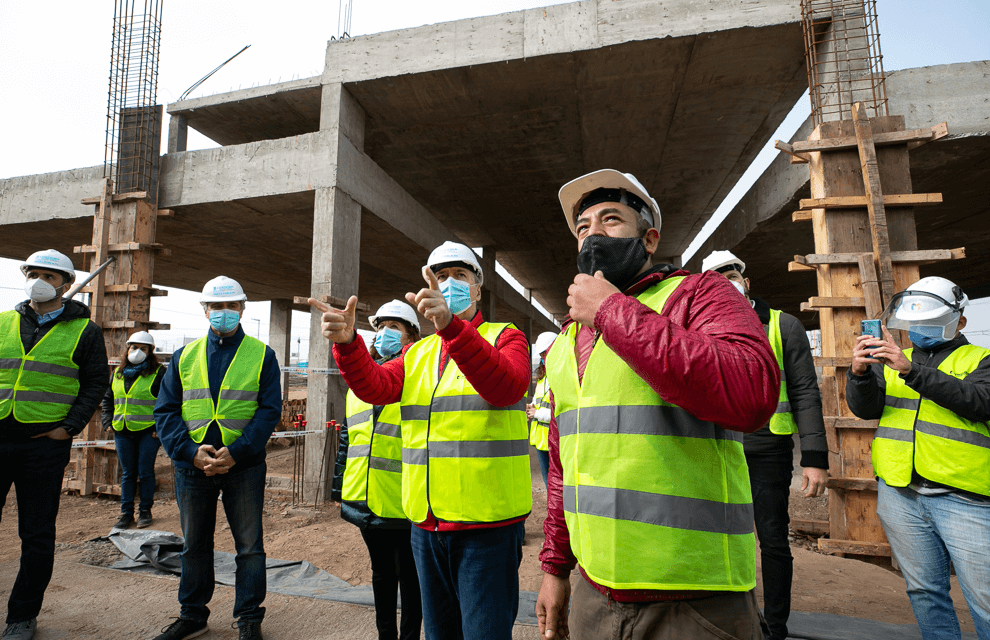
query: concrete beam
[
  {"left": 0, "top": 166, "right": 103, "bottom": 227},
  {"left": 166, "top": 76, "right": 322, "bottom": 115},
  {"left": 323, "top": 0, "right": 799, "bottom": 83}
]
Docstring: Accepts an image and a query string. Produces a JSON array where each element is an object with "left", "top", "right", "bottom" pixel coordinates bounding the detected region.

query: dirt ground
[{"left": 0, "top": 446, "right": 977, "bottom": 635}]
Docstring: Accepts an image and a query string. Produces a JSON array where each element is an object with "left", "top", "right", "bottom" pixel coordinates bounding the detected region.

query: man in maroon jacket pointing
[{"left": 535, "top": 170, "right": 780, "bottom": 640}]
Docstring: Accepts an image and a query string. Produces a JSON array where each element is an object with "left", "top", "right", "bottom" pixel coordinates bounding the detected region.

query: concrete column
[
  {"left": 269, "top": 299, "right": 292, "bottom": 402},
  {"left": 167, "top": 114, "right": 187, "bottom": 153},
  {"left": 478, "top": 246, "right": 497, "bottom": 322}
]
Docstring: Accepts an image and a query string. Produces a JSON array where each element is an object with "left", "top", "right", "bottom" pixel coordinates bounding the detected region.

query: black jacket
[
  {"left": 100, "top": 364, "right": 166, "bottom": 437},
  {"left": 1, "top": 299, "right": 109, "bottom": 441},
  {"left": 331, "top": 355, "right": 410, "bottom": 530},
  {"left": 743, "top": 297, "right": 829, "bottom": 469},
  {"left": 846, "top": 333, "right": 990, "bottom": 492}
]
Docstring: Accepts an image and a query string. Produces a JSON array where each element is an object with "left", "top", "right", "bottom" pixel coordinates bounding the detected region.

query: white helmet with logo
[
  {"left": 126, "top": 331, "right": 156, "bottom": 347},
  {"left": 558, "top": 169, "right": 661, "bottom": 238},
  {"left": 427, "top": 241, "right": 484, "bottom": 285},
  {"left": 701, "top": 250, "right": 746, "bottom": 275},
  {"left": 370, "top": 300, "right": 421, "bottom": 333},
  {"left": 21, "top": 249, "right": 76, "bottom": 284},
  {"left": 200, "top": 276, "right": 247, "bottom": 303},
  {"left": 533, "top": 331, "right": 557, "bottom": 357},
  {"left": 883, "top": 276, "right": 968, "bottom": 340}
]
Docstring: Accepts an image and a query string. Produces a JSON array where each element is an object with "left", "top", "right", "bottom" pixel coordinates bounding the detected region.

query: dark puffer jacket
[{"left": 1, "top": 299, "right": 109, "bottom": 441}]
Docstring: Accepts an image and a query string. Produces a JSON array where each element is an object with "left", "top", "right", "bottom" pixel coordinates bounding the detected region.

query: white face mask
[
  {"left": 25, "top": 278, "right": 58, "bottom": 303},
  {"left": 730, "top": 280, "right": 747, "bottom": 297},
  {"left": 127, "top": 349, "right": 148, "bottom": 364}
]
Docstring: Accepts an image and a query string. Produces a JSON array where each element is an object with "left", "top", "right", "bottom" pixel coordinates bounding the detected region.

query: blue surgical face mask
[
  {"left": 439, "top": 277, "right": 473, "bottom": 315},
  {"left": 374, "top": 327, "right": 403, "bottom": 357},
  {"left": 909, "top": 325, "right": 949, "bottom": 351},
  {"left": 209, "top": 309, "right": 240, "bottom": 333}
]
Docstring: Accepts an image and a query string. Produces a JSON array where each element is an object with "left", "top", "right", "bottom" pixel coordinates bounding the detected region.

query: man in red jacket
[
  {"left": 535, "top": 170, "right": 779, "bottom": 640},
  {"left": 310, "top": 241, "right": 532, "bottom": 640}
]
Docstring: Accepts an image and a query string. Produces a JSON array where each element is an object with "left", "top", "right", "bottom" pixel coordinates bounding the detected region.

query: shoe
[
  {"left": 113, "top": 513, "right": 134, "bottom": 529},
  {"left": 238, "top": 621, "right": 264, "bottom": 640},
  {"left": 137, "top": 510, "right": 153, "bottom": 528},
  {"left": 1, "top": 619, "right": 36, "bottom": 640},
  {"left": 153, "top": 618, "right": 208, "bottom": 640}
]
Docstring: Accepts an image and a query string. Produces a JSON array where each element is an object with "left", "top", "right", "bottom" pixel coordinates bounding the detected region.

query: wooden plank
[
  {"left": 801, "top": 297, "right": 865, "bottom": 310},
  {"left": 827, "top": 477, "right": 879, "bottom": 491},
  {"left": 815, "top": 357, "right": 852, "bottom": 368},
  {"left": 792, "top": 210, "right": 813, "bottom": 222},
  {"left": 792, "top": 122, "right": 948, "bottom": 154},
  {"left": 818, "top": 539, "right": 892, "bottom": 557},
  {"left": 788, "top": 261, "right": 817, "bottom": 273},
  {"left": 825, "top": 417, "right": 880, "bottom": 430},
  {"left": 857, "top": 254, "right": 885, "bottom": 319},
  {"left": 81, "top": 191, "right": 148, "bottom": 205},
  {"left": 156, "top": 209, "right": 174, "bottom": 217},
  {"left": 791, "top": 519, "right": 830, "bottom": 536},
  {"left": 802, "top": 249, "right": 962, "bottom": 265},
  {"left": 798, "top": 193, "right": 942, "bottom": 210},
  {"left": 774, "top": 140, "right": 810, "bottom": 163},
  {"left": 73, "top": 242, "right": 169, "bottom": 254},
  {"left": 853, "top": 102, "right": 897, "bottom": 306},
  {"left": 80, "top": 284, "right": 167, "bottom": 295}
]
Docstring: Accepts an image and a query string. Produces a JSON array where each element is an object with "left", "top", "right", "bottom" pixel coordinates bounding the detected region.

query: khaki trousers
[{"left": 570, "top": 577, "right": 767, "bottom": 640}]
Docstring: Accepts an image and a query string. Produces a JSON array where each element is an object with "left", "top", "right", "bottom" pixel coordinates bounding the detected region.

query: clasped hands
[{"left": 194, "top": 444, "right": 236, "bottom": 476}]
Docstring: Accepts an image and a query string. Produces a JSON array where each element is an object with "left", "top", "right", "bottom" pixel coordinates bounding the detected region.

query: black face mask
[{"left": 576, "top": 235, "right": 649, "bottom": 290}]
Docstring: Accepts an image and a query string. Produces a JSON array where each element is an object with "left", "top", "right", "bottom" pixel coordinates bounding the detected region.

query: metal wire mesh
[
  {"left": 801, "top": 0, "right": 887, "bottom": 126},
  {"left": 104, "top": 0, "right": 163, "bottom": 198}
]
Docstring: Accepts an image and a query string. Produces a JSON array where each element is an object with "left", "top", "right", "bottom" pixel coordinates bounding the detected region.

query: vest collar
[{"left": 622, "top": 263, "right": 686, "bottom": 297}]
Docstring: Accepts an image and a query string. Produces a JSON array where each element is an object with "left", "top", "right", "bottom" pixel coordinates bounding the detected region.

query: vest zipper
[{"left": 909, "top": 350, "right": 936, "bottom": 479}]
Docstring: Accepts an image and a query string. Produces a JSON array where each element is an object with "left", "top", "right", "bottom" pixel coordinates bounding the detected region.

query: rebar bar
[
  {"left": 105, "top": 0, "right": 163, "bottom": 198},
  {"left": 801, "top": 0, "right": 887, "bottom": 126}
]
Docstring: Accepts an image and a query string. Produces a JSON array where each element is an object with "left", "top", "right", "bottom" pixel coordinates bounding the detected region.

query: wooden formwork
[{"left": 782, "top": 106, "right": 961, "bottom": 562}]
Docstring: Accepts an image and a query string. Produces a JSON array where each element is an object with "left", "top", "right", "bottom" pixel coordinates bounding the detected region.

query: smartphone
[{"left": 861, "top": 319, "right": 881, "bottom": 350}]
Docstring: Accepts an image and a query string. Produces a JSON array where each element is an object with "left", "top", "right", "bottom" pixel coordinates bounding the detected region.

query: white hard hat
[
  {"left": 21, "top": 249, "right": 76, "bottom": 284},
  {"left": 533, "top": 331, "right": 557, "bottom": 357},
  {"left": 558, "top": 169, "right": 661, "bottom": 238},
  {"left": 701, "top": 250, "right": 746, "bottom": 275},
  {"left": 883, "top": 276, "right": 968, "bottom": 340},
  {"left": 126, "top": 331, "right": 156, "bottom": 347},
  {"left": 370, "top": 299, "right": 421, "bottom": 333},
  {"left": 200, "top": 276, "right": 247, "bottom": 303},
  {"left": 427, "top": 241, "right": 484, "bottom": 285}
]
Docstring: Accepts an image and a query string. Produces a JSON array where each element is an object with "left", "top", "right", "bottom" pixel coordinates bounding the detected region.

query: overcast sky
[{"left": 1, "top": 0, "right": 988, "bottom": 352}]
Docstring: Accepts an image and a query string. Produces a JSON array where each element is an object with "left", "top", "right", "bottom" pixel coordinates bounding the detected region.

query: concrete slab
[{"left": 684, "top": 61, "right": 990, "bottom": 322}]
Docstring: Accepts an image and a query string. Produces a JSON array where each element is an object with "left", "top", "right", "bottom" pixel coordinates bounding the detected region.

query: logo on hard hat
[
  {"left": 910, "top": 302, "right": 923, "bottom": 311},
  {"left": 214, "top": 285, "right": 236, "bottom": 294}
]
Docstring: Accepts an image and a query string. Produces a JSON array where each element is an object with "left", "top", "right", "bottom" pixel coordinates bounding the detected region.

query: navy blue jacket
[{"left": 155, "top": 325, "right": 281, "bottom": 472}]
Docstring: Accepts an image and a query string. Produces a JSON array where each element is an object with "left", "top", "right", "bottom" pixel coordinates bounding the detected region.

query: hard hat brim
[{"left": 558, "top": 169, "right": 659, "bottom": 237}]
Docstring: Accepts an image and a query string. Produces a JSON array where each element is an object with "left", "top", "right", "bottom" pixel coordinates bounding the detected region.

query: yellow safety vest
[
  {"left": 546, "top": 276, "right": 755, "bottom": 591},
  {"left": 873, "top": 344, "right": 990, "bottom": 496},
  {"left": 768, "top": 309, "right": 798, "bottom": 435},
  {"left": 178, "top": 335, "right": 265, "bottom": 447},
  {"left": 111, "top": 365, "right": 161, "bottom": 432},
  {"left": 399, "top": 322, "right": 532, "bottom": 524},
  {"left": 0, "top": 310, "right": 87, "bottom": 423},
  {"left": 342, "top": 390, "right": 405, "bottom": 519},
  {"left": 529, "top": 377, "right": 551, "bottom": 452}
]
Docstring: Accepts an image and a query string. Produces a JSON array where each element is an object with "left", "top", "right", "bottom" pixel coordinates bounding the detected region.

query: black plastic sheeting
[{"left": 108, "top": 530, "right": 977, "bottom": 638}]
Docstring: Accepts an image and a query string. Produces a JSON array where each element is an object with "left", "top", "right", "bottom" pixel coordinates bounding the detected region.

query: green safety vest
[
  {"left": 529, "top": 377, "right": 551, "bottom": 452},
  {"left": 545, "top": 276, "right": 755, "bottom": 591},
  {"left": 0, "top": 310, "right": 87, "bottom": 424},
  {"left": 399, "top": 322, "right": 532, "bottom": 524},
  {"left": 111, "top": 365, "right": 162, "bottom": 432},
  {"left": 178, "top": 335, "right": 266, "bottom": 447},
  {"left": 873, "top": 344, "right": 990, "bottom": 496},
  {"left": 767, "top": 308, "right": 798, "bottom": 435},
  {"left": 342, "top": 390, "right": 405, "bottom": 519}
]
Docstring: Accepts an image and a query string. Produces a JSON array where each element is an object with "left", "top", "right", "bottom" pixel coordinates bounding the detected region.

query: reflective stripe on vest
[
  {"left": 545, "top": 276, "right": 755, "bottom": 591},
  {"left": 0, "top": 310, "right": 87, "bottom": 424},
  {"left": 399, "top": 322, "right": 532, "bottom": 524},
  {"left": 111, "top": 366, "right": 161, "bottom": 431},
  {"left": 768, "top": 309, "right": 798, "bottom": 435},
  {"left": 178, "top": 336, "right": 265, "bottom": 446},
  {"left": 874, "top": 345, "right": 990, "bottom": 496},
  {"left": 342, "top": 390, "right": 405, "bottom": 519},
  {"left": 529, "top": 377, "right": 551, "bottom": 451}
]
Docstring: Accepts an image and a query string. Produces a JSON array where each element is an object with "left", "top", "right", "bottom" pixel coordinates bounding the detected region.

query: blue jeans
[
  {"left": 536, "top": 449, "right": 549, "bottom": 488},
  {"left": 747, "top": 453, "right": 793, "bottom": 640},
  {"left": 174, "top": 462, "right": 267, "bottom": 624},
  {"left": 0, "top": 438, "right": 72, "bottom": 623},
  {"left": 877, "top": 479, "right": 990, "bottom": 639},
  {"left": 115, "top": 429, "right": 160, "bottom": 515},
  {"left": 410, "top": 521, "right": 525, "bottom": 640}
]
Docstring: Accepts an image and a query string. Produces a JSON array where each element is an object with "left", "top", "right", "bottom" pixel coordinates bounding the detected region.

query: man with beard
[{"left": 535, "top": 170, "right": 779, "bottom": 640}]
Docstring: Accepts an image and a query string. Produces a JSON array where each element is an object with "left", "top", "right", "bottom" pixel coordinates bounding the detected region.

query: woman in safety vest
[
  {"left": 101, "top": 331, "right": 165, "bottom": 530},
  {"left": 331, "top": 300, "right": 423, "bottom": 640},
  {"left": 526, "top": 331, "right": 557, "bottom": 487}
]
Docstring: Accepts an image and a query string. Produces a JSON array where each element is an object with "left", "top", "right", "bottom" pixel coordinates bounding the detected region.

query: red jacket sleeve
[
  {"left": 437, "top": 316, "right": 531, "bottom": 407},
  {"left": 594, "top": 271, "right": 779, "bottom": 432},
  {"left": 332, "top": 335, "right": 406, "bottom": 406},
  {"left": 539, "top": 389, "right": 578, "bottom": 576}
]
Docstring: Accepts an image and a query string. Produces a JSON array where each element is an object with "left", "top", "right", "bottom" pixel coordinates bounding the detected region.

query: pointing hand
[
  {"left": 308, "top": 296, "right": 358, "bottom": 344},
  {"left": 406, "top": 267, "right": 453, "bottom": 332}
]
